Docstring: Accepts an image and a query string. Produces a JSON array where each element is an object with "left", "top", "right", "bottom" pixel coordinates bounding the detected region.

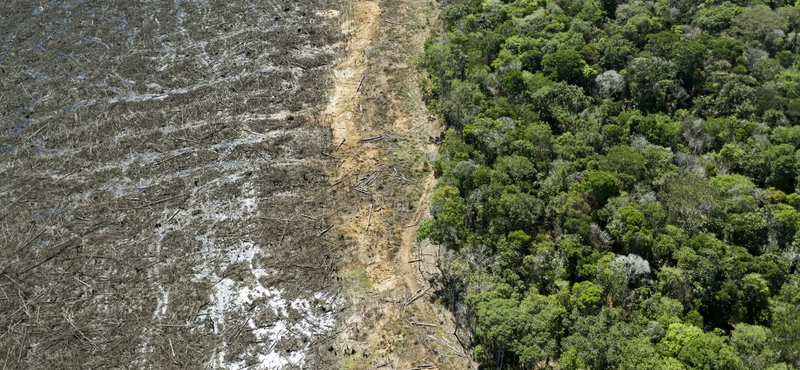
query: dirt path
[{"left": 322, "top": 0, "right": 475, "bottom": 368}]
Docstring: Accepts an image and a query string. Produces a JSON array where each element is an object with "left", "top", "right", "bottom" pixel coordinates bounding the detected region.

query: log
[
  {"left": 321, "top": 151, "right": 339, "bottom": 159},
  {"left": 352, "top": 75, "right": 366, "bottom": 99},
  {"left": 316, "top": 225, "right": 334, "bottom": 237},
  {"left": 359, "top": 135, "right": 388, "bottom": 143},
  {"left": 354, "top": 187, "right": 374, "bottom": 196},
  {"left": 403, "top": 286, "right": 431, "bottom": 308},
  {"left": 407, "top": 320, "right": 438, "bottom": 327}
]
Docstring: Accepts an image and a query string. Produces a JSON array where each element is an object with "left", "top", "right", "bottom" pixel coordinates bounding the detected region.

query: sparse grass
[
  {"left": 340, "top": 267, "right": 373, "bottom": 294},
  {"left": 339, "top": 356, "right": 358, "bottom": 370}
]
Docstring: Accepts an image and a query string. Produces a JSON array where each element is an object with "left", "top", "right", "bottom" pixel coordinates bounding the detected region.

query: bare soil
[{"left": 323, "top": 0, "right": 475, "bottom": 368}]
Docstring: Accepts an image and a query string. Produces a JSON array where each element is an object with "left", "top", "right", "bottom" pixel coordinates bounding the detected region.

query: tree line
[{"left": 418, "top": 0, "right": 800, "bottom": 368}]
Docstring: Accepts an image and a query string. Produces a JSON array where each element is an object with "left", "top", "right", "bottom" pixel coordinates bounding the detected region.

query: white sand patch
[{"left": 194, "top": 239, "right": 338, "bottom": 369}]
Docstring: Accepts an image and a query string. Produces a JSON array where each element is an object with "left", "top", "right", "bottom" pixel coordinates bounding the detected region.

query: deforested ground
[{"left": 0, "top": 0, "right": 346, "bottom": 368}]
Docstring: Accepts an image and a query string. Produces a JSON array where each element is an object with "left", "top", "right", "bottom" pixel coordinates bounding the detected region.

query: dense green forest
[{"left": 417, "top": 0, "right": 800, "bottom": 368}]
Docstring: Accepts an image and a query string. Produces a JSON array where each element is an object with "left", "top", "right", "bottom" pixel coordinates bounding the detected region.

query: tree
[
  {"left": 659, "top": 322, "right": 703, "bottom": 357},
  {"left": 595, "top": 70, "right": 626, "bottom": 97},
  {"left": 542, "top": 49, "right": 589, "bottom": 86},
  {"left": 572, "top": 281, "right": 604, "bottom": 312},
  {"left": 764, "top": 144, "right": 797, "bottom": 192},
  {"left": 512, "top": 122, "right": 554, "bottom": 170},
  {"left": 672, "top": 40, "right": 708, "bottom": 92},
  {"left": 771, "top": 280, "right": 800, "bottom": 367},
  {"left": 451, "top": 160, "right": 479, "bottom": 192},
  {"left": 658, "top": 267, "right": 694, "bottom": 309},
  {"left": 678, "top": 332, "right": 746, "bottom": 370},
  {"left": 598, "top": 145, "right": 648, "bottom": 188},
  {"left": 528, "top": 80, "right": 591, "bottom": 132},
  {"left": 645, "top": 31, "right": 679, "bottom": 58},
  {"left": 698, "top": 73, "right": 758, "bottom": 118},
  {"left": 597, "top": 35, "right": 638, "bottom": 70},
  {"left": 463, "top": 117, "right": 515, "bottom": 162},
  {"left": 726, "top": 212, "right": 769, "bottom": 254},
  {"left": 474, "top": 294, "right": 565, "bottom": 368},
  {"left": 613, "top": 253, "right": 652, "bottom": 290},
  {"left": 730, "top": 324, "right": 778, "bottom": 370},
  {"left": 659, "top": 175, "right": 721, "bottom": 234},
  {"left": 494, "top": 189, "right": 543, "bottom": 235},
  {"left": 695, "top": 4, "right": 743, "bottom": 34},
  {"left": 629, "top": 113, "right": 683, "bottom": 148},
  {"left": 559, "top": 308, "right": 631, "bottom": 369},
  {"left": 608, "top": 208, "right": 653, "bottom": 256},
  {"left": 493, "top": 155, "right": 536, "bottom": 183},
  {"left": 624, "top": 57, "right": 678, "bottom": 112},
  {"left": 620, "top": 15, "right": 663, "bottom": 48},
  {"left": 417, "top": 186, "right": 468, "bottom": 250},
  {"left": 579, "top": 171, "right": 621, "bottom": 209},
  {"left": 618, "top": 336, "right": 677, "bottom": 370},
  {"left": 442, "top": 79, "right": 484, "bottom": 132},
  {"left": 709, "top": 174, "right": 758, "bottom": 214},
  {"left": 709, "top": 36, "right": 745, "bottom": 64},
  {"left": 731, "top": 6, "right": 788, "bottom": 44},
  {"left": 766, "top": 203, "right": 800, "bottom": 248},
  {"left": 740, "top": 273, "right": 772, "bottom": 325},
  {"left": 751, "top": 253, "right": 790, "bottom": 294}
]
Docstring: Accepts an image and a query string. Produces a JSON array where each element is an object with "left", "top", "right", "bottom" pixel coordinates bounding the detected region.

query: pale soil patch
[{"left": 322, "top": 0, "right": 476, "bottom": 368}]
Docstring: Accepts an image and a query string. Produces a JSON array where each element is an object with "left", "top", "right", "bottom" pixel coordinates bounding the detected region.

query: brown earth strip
[{"left": 323, "top": 0, "right": 476, "bottom": 368}]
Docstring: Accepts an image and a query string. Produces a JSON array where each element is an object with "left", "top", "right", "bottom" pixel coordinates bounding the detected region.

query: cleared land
[{"left": 0, "top": 1, "right": 345, "bottom": 368}]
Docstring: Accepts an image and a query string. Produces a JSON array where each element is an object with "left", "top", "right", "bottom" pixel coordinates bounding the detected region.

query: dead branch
[
  {"left": 426, "top": 335, "right": 468, "bottom": 359},
  {"left": 360, "top": 171, "right": 380, "bottom": 186},
  {"left": 352, "top": 75, "right": 366, "bottom": 99},
  {"left": 353, "top": 187, "right": 374, "bottom": 196},
  {"left": 358, "top": 135, "right": 388, "bottom": 143},
  {"left": 407, "top": 320, "right": 437, "bottom": 327},
  {"left": 403, "top": 286, "right": 431, "bottom": 308},
  {"left": 404, "top": 365, "right": 437, "bottom": 370},
  {"left": 133, "top": 194, "right": 187, "bottom": 210},
  {"left": 17, "top": 229, "right": 45, "bottom": 251},
  {"left": 385, "top": 18, "right": 410, "bottom": 26},
  {"left": 155, "top": 150, "right": 193, "bottom": 166},
  {"left": 366, "top": 204, "right": 373, "bottom": 231},
  {"left": 316, "top": 225, "right": 334, "bottom": 237}
]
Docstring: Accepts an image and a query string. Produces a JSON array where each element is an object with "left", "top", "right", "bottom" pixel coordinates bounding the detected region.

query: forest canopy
[{"left": 418, "top": 0, "right": 800, "bottom": 368}]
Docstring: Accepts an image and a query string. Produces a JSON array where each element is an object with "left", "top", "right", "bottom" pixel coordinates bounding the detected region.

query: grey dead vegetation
[
  {"left": 0, "top": 0, "right": 351, "bottom": 368},
  {"left": 595, "top": 70, "right": 625, "bottom": 98},
  {"left": 613, "top": 253, "right": 652, "bottom": 288}
]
